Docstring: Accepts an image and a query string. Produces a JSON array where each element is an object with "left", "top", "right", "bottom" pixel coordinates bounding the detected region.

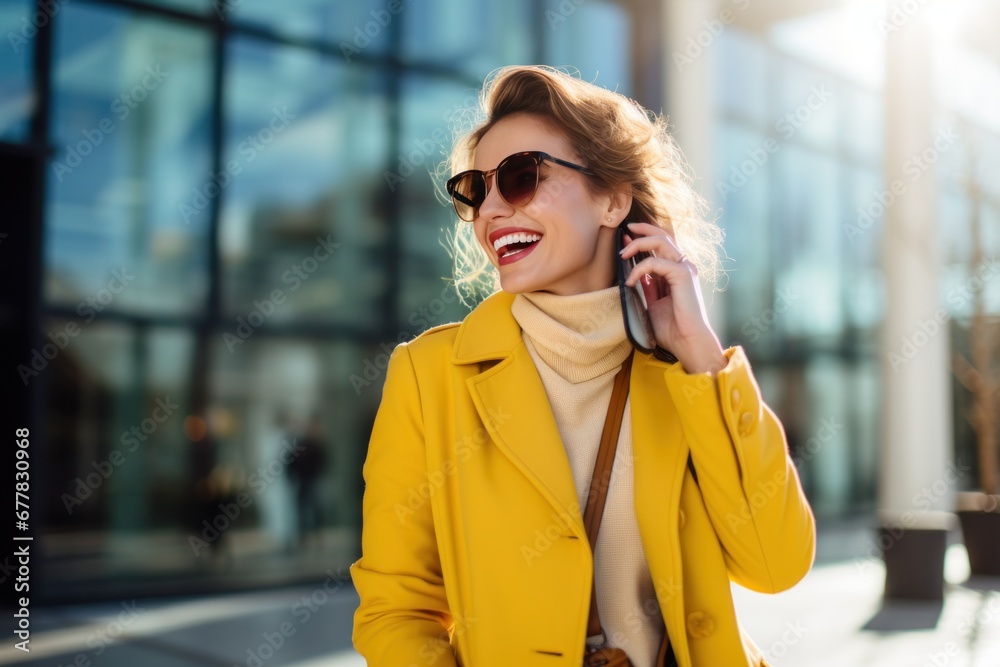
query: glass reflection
[
  {"left": 404, "top": 0, "right": 534, "bottom": 78},
  {"left": 47, "top": 2, "right": 213, "bottom": 316},
  {"left": 396, "top": 74, "right": 479, "bottom": 328},
  {"left": 204, "top": 335, "right": 370, "bottom": 564},
  {"left": 0, "top": 0, "right": 35, "bottom": 142},
  {"left": 223, "top": 0, "right": 390, "bottom": 49},
  {"left": 42, "top": 322, "right": 195, "bottom": 586},
  {"left": 221, "top": 37, "right": 389, "bottom": 327},
  {"left": 772, "top": 145, "right": 842, "bottom": 340},
  {"left": 542, "top": 0, "right": 631, "bottom": 95}
]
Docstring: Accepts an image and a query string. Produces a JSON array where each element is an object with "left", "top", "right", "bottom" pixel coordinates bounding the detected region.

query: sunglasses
[{"left": 446, "top": 151, "right": 596, "bottom": 222}]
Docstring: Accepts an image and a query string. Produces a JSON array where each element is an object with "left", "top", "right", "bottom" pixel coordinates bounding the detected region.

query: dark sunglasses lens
[
  {"left": 497, "top": 154, "right": 540, "bottom": 207},
  {"left": 451, "top": 174, "right": 485, "bottom": 221}
]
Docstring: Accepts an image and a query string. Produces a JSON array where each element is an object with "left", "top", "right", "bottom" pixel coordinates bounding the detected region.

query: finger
[
  {"left": 619, "top": 234, "right": 681, "bottom": 260},
  {"left": 631, "top": 239, "right": 695, "bottom": 277},
  {"left": 625, "top": 256, "right": 694, "bottom": 287},
  {"left": 637, "top": 270, "right": 668, "bottom": 305},
  {"left": 624, "top": 221, "right": 665, "bottom": 237},
  {"left": 625, "top": 221, "right": 676, "bottom": 244},
  {"left": 622, "top": 227, "right": 685, "bottom": 263}
]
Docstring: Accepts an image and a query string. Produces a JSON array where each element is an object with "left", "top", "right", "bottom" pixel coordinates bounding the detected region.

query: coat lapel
[{"left": 454, "top": 292, "right": 586, "bottom": 537}]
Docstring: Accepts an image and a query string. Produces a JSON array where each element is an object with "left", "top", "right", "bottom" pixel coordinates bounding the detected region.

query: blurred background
[{"left": 1, "top": 0, "right": 999, "bottom": 664}]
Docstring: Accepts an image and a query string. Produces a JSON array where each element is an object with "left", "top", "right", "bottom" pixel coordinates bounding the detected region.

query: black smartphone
[{"left": 615, "top": 223, "right": 677, "bottom": 363}]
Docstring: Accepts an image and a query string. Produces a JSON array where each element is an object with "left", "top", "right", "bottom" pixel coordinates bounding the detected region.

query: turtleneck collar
[{"left": 510, "top": 286, "right": 632, "bottom": 383}]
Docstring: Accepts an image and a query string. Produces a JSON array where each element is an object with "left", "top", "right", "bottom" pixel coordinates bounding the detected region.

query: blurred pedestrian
[{"left": 287, "top": 414, "right": 328, "bottom": 549}]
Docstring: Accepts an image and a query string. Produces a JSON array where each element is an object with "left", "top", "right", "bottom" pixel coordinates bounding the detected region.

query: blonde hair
[{"left": 440, "top": 65, "right": 725, "bottom": 304}]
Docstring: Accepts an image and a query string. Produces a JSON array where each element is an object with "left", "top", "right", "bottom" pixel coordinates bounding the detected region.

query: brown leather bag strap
[{"left": 584, "top": 353, "right": 633, "bottom": 641}]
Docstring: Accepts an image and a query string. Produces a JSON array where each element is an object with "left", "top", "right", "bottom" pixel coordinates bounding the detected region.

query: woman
[{"left": 350, "top": 65, "right": 815, "bottom": 667}]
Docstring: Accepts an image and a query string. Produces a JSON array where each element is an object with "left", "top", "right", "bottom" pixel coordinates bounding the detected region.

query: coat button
[
  {"left": 730, "top": 387, "right": 741, "bottom": 411},
  {"left": 686, "top": 611, "right": 715, "bottom": 638},
  {"left": 738, "top": 411, "right": 755, "bottom": 436}
]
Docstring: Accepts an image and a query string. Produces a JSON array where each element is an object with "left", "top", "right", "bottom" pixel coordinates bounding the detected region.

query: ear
[{"left": 601, "top": 186, "right": 633, "bottom": 229}]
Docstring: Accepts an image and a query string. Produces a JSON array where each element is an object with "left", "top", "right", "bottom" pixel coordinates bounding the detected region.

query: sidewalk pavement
[
  {"left": 732, "top": 547, "right": 1000, "bottom": 667},
  {"left": 3, "top": 545, "right": 997, "bottom": 666}
]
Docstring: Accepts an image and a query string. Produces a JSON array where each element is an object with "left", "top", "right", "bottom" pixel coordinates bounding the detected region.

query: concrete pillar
[
  {"left": 878, "top": 3, "right": 955, "bottom": 601},
  {"left": 662, "top": 0, "right": 726, "bottom": 336}
]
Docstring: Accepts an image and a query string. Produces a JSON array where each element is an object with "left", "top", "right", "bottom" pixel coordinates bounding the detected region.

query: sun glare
[{"left": 767, "top": 0, "right": 1000, "bottom": 133}]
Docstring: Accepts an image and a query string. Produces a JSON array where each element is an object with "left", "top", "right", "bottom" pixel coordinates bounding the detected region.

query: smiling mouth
[{"left": 493, "top": 232, "right": 542, "bottom": 259}]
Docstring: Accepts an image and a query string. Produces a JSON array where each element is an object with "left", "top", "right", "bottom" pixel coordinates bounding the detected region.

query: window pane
[
  {"left": 775, "top": 57, "right": 839, "bottom": 152},
  {"left": 542, "top": 0, "right": 632, "bottom": 96},
  {"left": 940, "top": 185, "right": 973, "bottom": 267},
  {"left": 42, "top": 322, "right": 197, "bottom": 587},
  {"left": 718, "top": 29, "right": 770, "bottom": 126},
  {"left": 772, "top": 145, "right": 843, "bottom": 340},
  {"left": 226, "top": 0, "right": 392, "bottom": 50},
  {"left": 0, "top": 0, "right": 35, "bottom": 142},
  {"left": 843, "top": 166, "right": 884, "bottom": 332},
  {"left": 47, "top": 3, "right": 213, "bottom": 316},
  {"left": 221, "top": 37, "right": 390, "bottom": 328},
  {"left": 207, "top": 335, "right": 370, "bottom": 561},
  {"left": 843, "top": 87, "right": 881, "bottom": 165},
  {"left": 43, "top": 320, "right": 136, "bottom": 528},
  {"left": 43, "top": 319, "right": 194, "bottom": 552},
  {"left": 397, "top": 74, "right": 478, "bottom": 329},
  {"left": 979, "top": 132, "right": 1000, "bottom": 202},
  {"left": 716, "top": 122, "right": 773, "bottom": 349},
  {"left": 405, "top": 0, "right": 535, "bottom": 78},
  {"left": 802, "top": 360, "right": 854, "bottom": 516}
]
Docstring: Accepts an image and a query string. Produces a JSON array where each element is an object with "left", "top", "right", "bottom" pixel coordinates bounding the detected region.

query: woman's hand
[{"left": 620, "top": 221, "right": 727, "bottom": 375}]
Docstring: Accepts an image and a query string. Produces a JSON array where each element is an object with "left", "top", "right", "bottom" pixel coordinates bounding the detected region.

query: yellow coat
[{"left": 351, "top": 290, "right": 815, "bottom": 667}]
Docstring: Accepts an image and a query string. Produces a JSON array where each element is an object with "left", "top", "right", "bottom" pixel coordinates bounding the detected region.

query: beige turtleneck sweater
[{"left": 511, "top": 287, "right": 666, "bottom": 667}]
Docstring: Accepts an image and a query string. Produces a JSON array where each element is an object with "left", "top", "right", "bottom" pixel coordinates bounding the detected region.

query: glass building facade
[
  {"left": 1, "top": 0, "right": 661, "bottom": 601},
  {"left": 711, "top": 7, "right": 1000, "bottom": 519},
  {"left": 1, "top": 0, "right": 997, "bottom": 602}
]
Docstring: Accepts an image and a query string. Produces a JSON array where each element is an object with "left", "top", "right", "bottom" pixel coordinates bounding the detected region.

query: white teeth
[{"left": 493, "top": 232, "right": 542, "bottom": 253}]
